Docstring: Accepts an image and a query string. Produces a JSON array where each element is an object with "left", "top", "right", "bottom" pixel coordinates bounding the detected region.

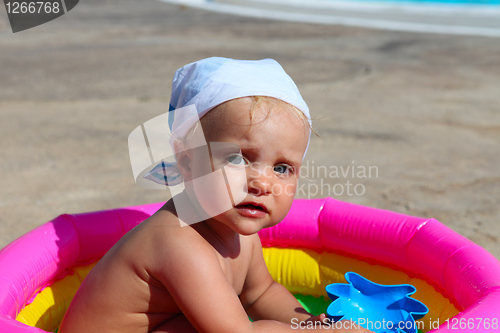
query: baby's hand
[{"left": 304, "top": 313, "right": 329, "bottom": 326}]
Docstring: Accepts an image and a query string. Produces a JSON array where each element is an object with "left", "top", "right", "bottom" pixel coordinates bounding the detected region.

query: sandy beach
[{"left": 0, "top": 0, "right": 499, "bottom": 260}]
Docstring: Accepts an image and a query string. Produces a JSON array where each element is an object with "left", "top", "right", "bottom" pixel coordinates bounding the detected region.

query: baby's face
[{"left": 185, "top": 97, "right": 309, "bottom": 235}]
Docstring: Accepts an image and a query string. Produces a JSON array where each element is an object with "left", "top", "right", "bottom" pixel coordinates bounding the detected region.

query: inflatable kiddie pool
[{"left": 1, "top": 198, "right": 499, "bottom": 332}]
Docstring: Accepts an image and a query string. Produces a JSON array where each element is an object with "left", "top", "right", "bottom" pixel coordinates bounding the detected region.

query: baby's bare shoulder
[
  {"left": 59, "top": 207, "right": 204, "bottom": 333},
  {"left": 125, "top": 209, "right": 214, "bottom": 272}
]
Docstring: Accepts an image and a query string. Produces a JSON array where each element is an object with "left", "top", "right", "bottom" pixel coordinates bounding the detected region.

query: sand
[{"left": 0, "top": 0, "right": 499, "bottom": 259}]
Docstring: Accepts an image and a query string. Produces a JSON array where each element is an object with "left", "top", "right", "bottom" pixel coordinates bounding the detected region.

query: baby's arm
[
  {"left": 154, "top": 228, "right": 367, "bottom": 333},
  {"left": 240, "top": 235, "right": 319, "bottom": 324},
  {"left": 152, "top": 227, "right": 252, "bottom": 333},
  {"left": 240, "top": 235, "right": 372, "bottom": 332}
]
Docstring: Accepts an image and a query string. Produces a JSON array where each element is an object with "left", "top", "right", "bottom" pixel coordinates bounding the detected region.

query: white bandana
[{"left": 144, "top": 57, "right": 311, "bottom": 186}]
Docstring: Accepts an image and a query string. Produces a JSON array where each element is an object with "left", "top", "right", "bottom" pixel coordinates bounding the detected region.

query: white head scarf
[{"left": 144, "top": 57, "right": 311, "bottom": 186}]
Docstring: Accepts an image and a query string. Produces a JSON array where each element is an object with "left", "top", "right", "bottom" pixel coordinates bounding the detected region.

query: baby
[{"left": 59, "top": 58, "right": 371, "bottom": 333}]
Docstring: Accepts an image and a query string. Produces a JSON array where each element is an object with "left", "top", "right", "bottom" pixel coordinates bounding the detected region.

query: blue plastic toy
[{"left": 326, "top": 272, "right": 429, "bottom": 333}]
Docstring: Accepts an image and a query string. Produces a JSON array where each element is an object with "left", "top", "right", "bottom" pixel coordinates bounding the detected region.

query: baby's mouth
[{"left": 235, "top": 201, "right": 269, "bottom": 215}]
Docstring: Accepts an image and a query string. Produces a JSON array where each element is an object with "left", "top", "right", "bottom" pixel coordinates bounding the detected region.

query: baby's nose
[
  {"left": 248, "top": 179, "right": 271, "bottom": 196},
  {"left": 247, "top": 166, "right": 273, "bottom": 196}
]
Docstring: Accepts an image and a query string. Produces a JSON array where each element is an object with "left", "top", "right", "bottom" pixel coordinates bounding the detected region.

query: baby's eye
[
  {"left": 226, "top": 153, "right": 247, "bottom": 166},
  {"left": 274, "top": 164, "right": 293, "bottom": 175}
]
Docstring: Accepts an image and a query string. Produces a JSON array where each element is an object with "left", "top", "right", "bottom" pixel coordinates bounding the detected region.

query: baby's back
[{"left": 59, "top": 208, "right": 186, "bottom": 333}]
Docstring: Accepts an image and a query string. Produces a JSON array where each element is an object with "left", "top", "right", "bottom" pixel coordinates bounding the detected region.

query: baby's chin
[
  {"left": 234, "top": 217, "right": 280, "bottom": 236},
  {"left": 232, "top": 225, "right": 267, "bottom": 237}
]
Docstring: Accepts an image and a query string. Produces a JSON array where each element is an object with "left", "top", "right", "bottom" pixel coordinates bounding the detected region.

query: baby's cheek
[
  {"left": 278, "top": 179, "right": 298, "bottom": 198},
  {"left": 223, "top": 166, "right": 248, "bottom": 205},
  {"left": 191, "top": 169, "right": 234, "bottom": 217},
  {"left": 273, "top": 180, "right": 297, "bottom": 216}
]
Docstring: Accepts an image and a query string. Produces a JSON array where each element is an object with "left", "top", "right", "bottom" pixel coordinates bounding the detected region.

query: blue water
[
  {"left": 329, "top": 0, "right": 500, "bottom": 5},
  {"left": 404, "top": 0, "right": 500, "bottom": 3}
]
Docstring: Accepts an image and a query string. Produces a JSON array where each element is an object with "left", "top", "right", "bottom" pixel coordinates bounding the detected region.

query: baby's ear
[{"left": 173, "top": 140, "right": 193, "bottom": 181}]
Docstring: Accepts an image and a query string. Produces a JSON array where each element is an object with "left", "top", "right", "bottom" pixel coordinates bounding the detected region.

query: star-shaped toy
[{"left": 326, "top": 272, "right": 428, "bottom": 333}]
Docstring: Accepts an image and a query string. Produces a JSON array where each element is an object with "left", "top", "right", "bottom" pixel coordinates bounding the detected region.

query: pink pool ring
[{"left": 1, "top": 198, "right": 499, "bottom": 332}]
